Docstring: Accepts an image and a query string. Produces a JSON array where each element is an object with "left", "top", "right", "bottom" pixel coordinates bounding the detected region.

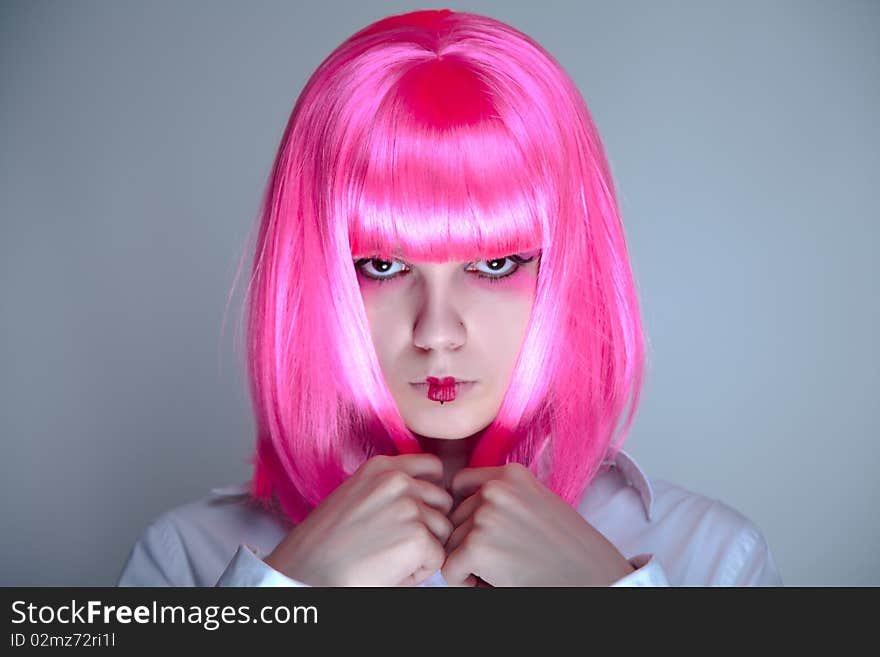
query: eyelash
[{"left": 353, "top": 254, "right": 538, "bottom": 285}]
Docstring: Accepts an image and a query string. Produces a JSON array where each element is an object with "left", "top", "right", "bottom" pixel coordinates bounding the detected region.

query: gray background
[{"left": 1, "top": 0, "right": 877, "bottom": 586}]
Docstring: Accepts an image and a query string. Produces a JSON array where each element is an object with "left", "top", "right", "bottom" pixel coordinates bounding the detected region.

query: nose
[{"left": 411, "top": 284, "right": 466, "bottom": 352}]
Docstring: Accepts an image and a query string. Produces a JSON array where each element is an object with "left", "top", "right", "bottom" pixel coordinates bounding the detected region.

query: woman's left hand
[{"left": 442, "top": 462, "right": 636, "bottom": 587}]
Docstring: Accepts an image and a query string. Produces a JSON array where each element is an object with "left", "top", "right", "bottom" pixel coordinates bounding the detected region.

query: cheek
[
  {"left": 358, "top": 286, "right": 406, "bottom": 355},
  {"left": 358, "top": 281, "right": 397, "bottom": 320},
  {"left": 470, "top": 266, "right": 538, "bottom": 297},
  {"left": 470, "top": 271, "right": 537, "bottom": 318},
  {"left": 471, "top": 286, "right": 535, "bottom": 357}
]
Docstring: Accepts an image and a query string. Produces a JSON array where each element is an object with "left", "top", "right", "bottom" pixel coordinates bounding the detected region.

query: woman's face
[{"left": 355, "top": 251, "right": 540, "bottom": 442}]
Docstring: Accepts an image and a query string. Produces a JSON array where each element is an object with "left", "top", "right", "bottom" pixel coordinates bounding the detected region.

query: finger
[
  {"left": 409, "top": 478, "right": 454, "bottom": 515},
  {"left": 450, "top": 465, "right": 506, "bottom": 499},
  {"left": 444, "top": 512, "right": 475, "bottom": 555},
  {"left": 353, "top": 464, "right": 445, "bottom": 521},
  {"left": 398, "top": 565, "right": 434, "bottom": 587},
  {"left": 399, "top": 528, "right": 446, "bottom": 587},
  {"left": 413, "top": 518, "right": 446, "bottom": 585},
  {"left": 441, "top": 537, "right": 482, "bottom": 587},
  {"left": 448, "top": 489, "right": 481, "bottom": 527},
  {"left": 417, "top": 502, "right": 454, "bottom": 546},
  {"left": 384, "top": 453, "right": 445, "bottom": 484}
]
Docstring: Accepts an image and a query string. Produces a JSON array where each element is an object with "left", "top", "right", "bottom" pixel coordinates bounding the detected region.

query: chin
[
  {"left": 405, "top": 419, "right": 482, "bottom": 441},
  {"left": 404, "top": 413, "right": 496, "bottom": 441},
  {"left": 414, "top": 427, "right": 475, "bottom": 441}
]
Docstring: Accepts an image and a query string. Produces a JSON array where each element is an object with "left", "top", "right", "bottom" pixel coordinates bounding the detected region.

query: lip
[
  {"left": 409, "top": 380, "right": 477, "bottom": 402},
  {"left": 426, "top": 376, "right": 467, "bottom": 384},
  {"left": 408, "top": 376, "right": 476, "bottom": 385}
]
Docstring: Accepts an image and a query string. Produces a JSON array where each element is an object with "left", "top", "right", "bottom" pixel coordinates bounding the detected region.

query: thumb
[{"left": 399, "top": 564, "right": 436, "bottom": 587}]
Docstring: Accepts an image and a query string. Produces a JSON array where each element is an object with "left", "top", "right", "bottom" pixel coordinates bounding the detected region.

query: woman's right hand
[{"left": 262, "top": 453, "right": 454, "bottom": 587}]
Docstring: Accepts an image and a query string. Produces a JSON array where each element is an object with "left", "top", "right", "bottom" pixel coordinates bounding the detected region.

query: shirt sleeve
[
  {"left": 116, "top": 514, "right": 311, "bottom": 587},
  {"left": 715, "top": 524, "right": 784, "bottom": 586},
  {"left": 609, "top": 554, "right": 671, "bottom": 587},
  {"left": 116, "top": 515, "right": 193, "bottom": 586},
  {"left": 215, "top": 544, "right": 312, "bottom": 587}
]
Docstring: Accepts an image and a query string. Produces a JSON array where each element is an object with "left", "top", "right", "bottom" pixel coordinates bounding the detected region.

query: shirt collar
[
  {"left": 210, "top": 483, "right": 251, "bottom": 497},
  {"left": 535, "top": 437, "right": 655, "bottom": 522},
  {"left": 210, "top": 447, "right": 655, "bottom": 522},
  {"left": 601, "top": 447, "right": 655, "bottom": 522}
]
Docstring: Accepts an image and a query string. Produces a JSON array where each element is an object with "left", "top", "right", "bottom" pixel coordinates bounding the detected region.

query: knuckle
[
  {"left": 361, "top": 454, "right": 388, "bottom": 476},
  {"left": 442, "top": 516, "right": 454, "bottom": 540},
  {"left": 437, "top": 485, "right": 453, "bottom": 506},
  {"left": 378, "top": 469, "right": 411, "bottom": 494},
  {"left": 480, "top": 479, "right": 507, "bottom": 501},
  {"left": 505, "top": 461, "right": 528, "bottom": 480},
  {"left": 420, "top": 452, "right": 442, "bottom": 468},
  {"left": 407, "top": 522, "right": 434, "bottom": 549},
  {"left": 472, "top": 505, "right": 496, "bottom": 527},
  {"left": 394, "top": 495, "right": 421, "bottom": 518}
]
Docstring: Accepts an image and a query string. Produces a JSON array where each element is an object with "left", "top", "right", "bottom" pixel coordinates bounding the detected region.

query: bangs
[{"left": 343, "top": 56, "right": 549, "bottom": 262}]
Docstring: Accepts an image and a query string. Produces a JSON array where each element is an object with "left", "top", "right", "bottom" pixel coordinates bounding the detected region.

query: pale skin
[{"left": 263, "top": 252, "right": 636, "bottom": 586}]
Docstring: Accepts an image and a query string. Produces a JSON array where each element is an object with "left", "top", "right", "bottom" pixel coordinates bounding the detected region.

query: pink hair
[{"left": 224, "top": 8, "right": 648, "bottom": 523}]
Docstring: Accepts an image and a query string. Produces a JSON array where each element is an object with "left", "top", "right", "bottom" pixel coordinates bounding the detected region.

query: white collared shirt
[{"left": 116, "top": 449, "right": 783, "bottom": 587}]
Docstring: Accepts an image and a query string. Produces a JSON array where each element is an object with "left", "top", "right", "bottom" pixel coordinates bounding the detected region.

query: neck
[{"left": 416, "top": 431, "right": 483, "bottom": 492}]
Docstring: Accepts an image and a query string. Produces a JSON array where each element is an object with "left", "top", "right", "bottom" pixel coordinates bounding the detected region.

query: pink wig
[{"left": 227, "top": 8, "right": 648, "bottom": 523}]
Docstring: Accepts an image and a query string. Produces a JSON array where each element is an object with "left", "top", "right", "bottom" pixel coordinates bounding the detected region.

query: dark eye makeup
[{"left": 353, "top": 252, "right": 540, "bottom": 285}]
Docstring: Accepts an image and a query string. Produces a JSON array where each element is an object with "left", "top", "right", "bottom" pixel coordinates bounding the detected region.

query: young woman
[{"left": 117, "top": 8, "right": 782, "bottom": 587}]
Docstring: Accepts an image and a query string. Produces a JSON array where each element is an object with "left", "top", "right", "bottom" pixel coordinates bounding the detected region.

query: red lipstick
[
  {"left": 410, "top": 377, "right": 476, "bottom": 404},
  {"left": 426, "top": 376, "right": 457, "bottom": 403}
]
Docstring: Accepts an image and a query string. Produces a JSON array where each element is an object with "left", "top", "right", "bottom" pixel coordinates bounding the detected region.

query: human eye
[
  {"left": 468, "top": 251, "right": 540, "bottom": 283},
  {"left": 353, "top": 257, "right": 409, "bottom": 283}
]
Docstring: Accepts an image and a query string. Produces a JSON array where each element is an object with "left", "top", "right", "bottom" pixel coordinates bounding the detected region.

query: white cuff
[
  {"left": 215, "top": 544, "right": 312, "bottom": 587},
  {"left": 609, "top": 554, "right": 670, "bottom": 587}
]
